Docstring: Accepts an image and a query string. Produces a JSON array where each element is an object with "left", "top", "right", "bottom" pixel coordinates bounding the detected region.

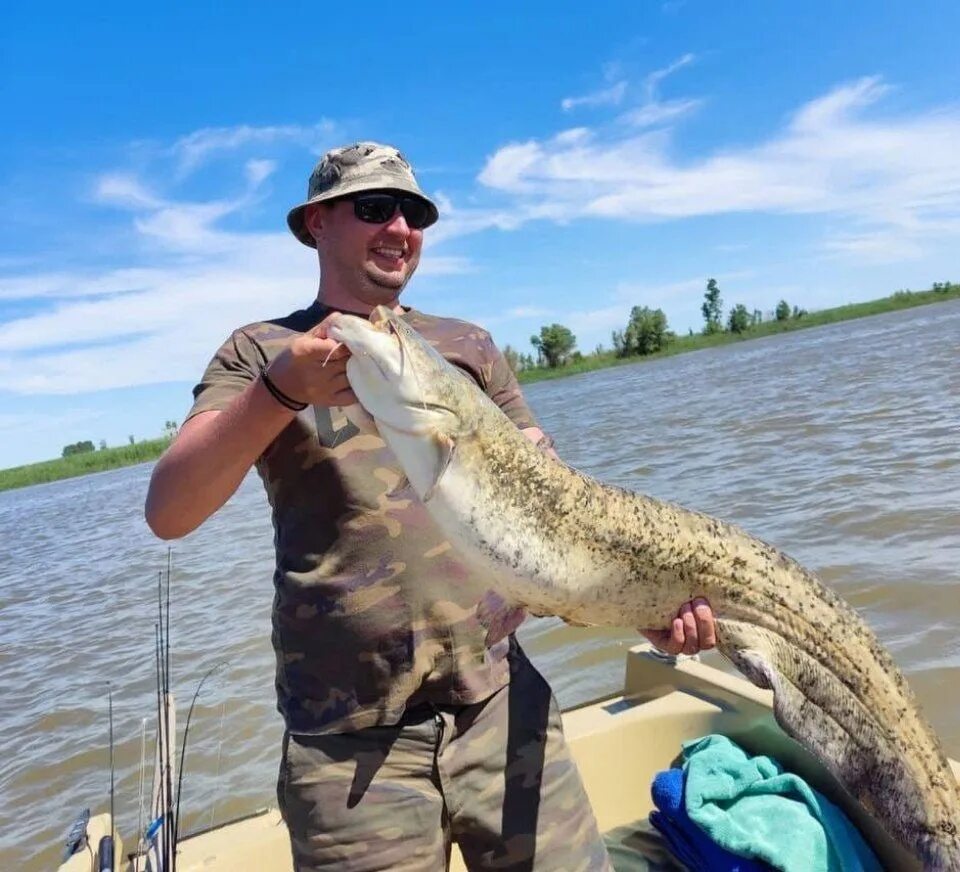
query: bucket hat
[{"left": 286, "top": 141, "right": 439, "bottom": 247}]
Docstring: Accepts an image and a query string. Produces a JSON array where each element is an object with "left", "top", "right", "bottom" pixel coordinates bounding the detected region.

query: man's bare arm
[
  {"left": 146, "top": 392, "right": 290, "bottom": 539},
  {"left": 145, "top": 329, "right": 355, "bottom": 540}
]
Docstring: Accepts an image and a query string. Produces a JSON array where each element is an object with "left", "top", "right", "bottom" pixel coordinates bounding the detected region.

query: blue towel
[
  {"left": 650, "top": 766, "right": 767, "bottom": 871},
  {"left": 680, "top": 734, "right": 882, "bottom": 872}
]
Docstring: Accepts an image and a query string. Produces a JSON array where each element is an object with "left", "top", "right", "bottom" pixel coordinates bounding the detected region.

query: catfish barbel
[{"left": 326, "top": 307, "right": 960, "bottom": 871}]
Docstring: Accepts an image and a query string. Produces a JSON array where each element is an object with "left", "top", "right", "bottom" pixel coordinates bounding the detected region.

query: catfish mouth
[
  {"left": 326, "top": 311, "right": 397, "bottom": 382},
  {"left": 330, "top": 309, "right": 458, "bottom": 434}
]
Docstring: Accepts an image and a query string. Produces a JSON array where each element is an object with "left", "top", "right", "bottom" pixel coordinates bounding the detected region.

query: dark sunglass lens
[
  {"left": 354, "top": 194, "right": 397, "bottom": 224},
  {"left": 399, "top": 198, "right": 431, "bottom": 229}
]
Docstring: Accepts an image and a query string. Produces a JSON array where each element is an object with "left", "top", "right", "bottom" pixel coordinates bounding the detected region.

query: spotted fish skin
[{"left": 327, "top": 308, "right": 960, "bottom": 871}]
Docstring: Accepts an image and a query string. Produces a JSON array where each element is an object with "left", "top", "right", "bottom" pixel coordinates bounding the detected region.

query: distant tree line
[
  {"left": 612, "top": 306, "right": 672, "bottom": 357},
  {"left": 497, "top": 278, "right": 955, "bottom": 376},
  {"left": 62, "top": 440, "right": 96, "bottom": 458},
  {"left": 700, "top": 277, "right": 807, "bottom": 336},
  {"left": 61, "top": 420, "right": 180, "bottom": 459}
]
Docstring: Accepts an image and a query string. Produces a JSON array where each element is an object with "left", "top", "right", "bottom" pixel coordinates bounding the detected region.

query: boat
[{"left": 57, "top": 643, "right": 960, "bottom": 871}]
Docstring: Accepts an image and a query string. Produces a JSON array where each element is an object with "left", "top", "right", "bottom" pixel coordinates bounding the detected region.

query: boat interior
[{"left": 58, "top": 644, "right": 956, "bottom": 871}]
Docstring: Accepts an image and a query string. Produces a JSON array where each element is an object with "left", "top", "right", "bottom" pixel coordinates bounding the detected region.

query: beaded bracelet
[{"left": 259, "top": 366, "right": 308, "bottom": 412}]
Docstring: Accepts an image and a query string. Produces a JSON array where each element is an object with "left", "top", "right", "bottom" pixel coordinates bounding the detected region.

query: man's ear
[{"left": 303, "top": 204, "right": 324, "bottom": 242}]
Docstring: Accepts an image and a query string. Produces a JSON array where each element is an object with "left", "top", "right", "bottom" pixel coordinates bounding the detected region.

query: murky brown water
[{"left": 2, "top": 301, "right": 958, "bottom": 870}]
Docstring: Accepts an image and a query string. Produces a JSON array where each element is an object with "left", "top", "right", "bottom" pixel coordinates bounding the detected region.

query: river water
[{"left": 2, "top": 302, "right": 958, "bottom": 870}]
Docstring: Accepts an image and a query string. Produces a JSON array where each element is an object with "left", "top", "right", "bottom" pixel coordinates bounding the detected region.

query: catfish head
[{"left": 325, "top": 307, "right": 483, "bottom": 499}]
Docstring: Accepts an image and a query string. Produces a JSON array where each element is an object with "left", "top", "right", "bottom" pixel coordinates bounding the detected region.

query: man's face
[{"left": 307, "top": 194, "right": 424, "bottom": 308}]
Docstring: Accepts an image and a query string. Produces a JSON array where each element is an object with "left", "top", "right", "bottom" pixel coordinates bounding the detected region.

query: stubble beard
[{"left": 360, "top": 258, "right": 418, "bottom": 299}]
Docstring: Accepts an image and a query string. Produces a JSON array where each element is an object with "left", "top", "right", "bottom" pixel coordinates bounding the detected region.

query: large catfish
[{"left": 326, "top": 307, "right": 960, "bottom": 870}]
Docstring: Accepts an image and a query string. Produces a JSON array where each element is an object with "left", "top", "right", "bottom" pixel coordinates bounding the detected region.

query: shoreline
[
  {"left": 0, "top": 438, "right": 170, "bottom": 494},
  {"left": 2, "top": 287, "right": 958, "bottom": 492},
  {"left": 517, "top": 285, "right": 960, "bottom": 385}
]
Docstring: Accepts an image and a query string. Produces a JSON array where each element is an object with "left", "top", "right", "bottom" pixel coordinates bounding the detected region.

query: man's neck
[{"left": 315, "top": 285, "right": 404, "bottom": 316}]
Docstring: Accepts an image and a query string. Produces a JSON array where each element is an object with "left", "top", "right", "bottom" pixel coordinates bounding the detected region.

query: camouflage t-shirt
[{"left": 188, "top": 301, "right": 537, "bottom": 734}]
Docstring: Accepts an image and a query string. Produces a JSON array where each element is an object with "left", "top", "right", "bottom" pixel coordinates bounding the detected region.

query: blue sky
[{"left": 2, "top": 1, "right": 959, "bottom": 468}]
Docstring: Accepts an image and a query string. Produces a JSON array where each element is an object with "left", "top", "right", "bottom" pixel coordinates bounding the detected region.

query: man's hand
[
  {"left": 265, "top": 316, "right": 357, "bottom": 408},
  {"left": 521, "top": 426, "right": 560, "bottom": 460},
  {"left": 641, "top": 597, "right": 716, "bottom": 656}
]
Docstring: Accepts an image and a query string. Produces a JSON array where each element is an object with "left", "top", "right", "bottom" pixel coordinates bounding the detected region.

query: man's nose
[{"left": 382, "top": 210, "right": 411, "bottom": 235}]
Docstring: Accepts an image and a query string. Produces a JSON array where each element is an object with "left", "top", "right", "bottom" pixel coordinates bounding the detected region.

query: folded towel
[
  {"left": 650, "top": 766, "right": 768, "bottom": 871},
  {"left": 680, "top": 734, "right": 882, "bottom": 872}
]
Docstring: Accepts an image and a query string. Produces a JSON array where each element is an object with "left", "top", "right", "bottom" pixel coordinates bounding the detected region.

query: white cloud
[
  {"left": 790, "top": 76, "right": 889, "bottom": 132},
  {"left": 0, "top": 268, "right": 166, "bottom": 301},
  {"left": 477, "top": 77, "right": 960, "bottom": 258},
  {"left": 643, "top": 54, "right": 696, "bottom": 103},
  {"left": 562, "top": 56, "right": 700, "bottom": 129},
  {"left": 133, "top": 201, "right": 243, "bottom": 253},
  {"left": 0, "top": 408, "right": 100, "bottom": 432},
  {"left": 823, "top": 230, "right": 925, "bottom": 263},
  {"left": 469, "top": 305, "right": 553, "bottom": 329},
  {"left": 476, "top": 141, "right": 543, "bottom": 192},
  {"left": 416, "top": 254, "right": 475, "bottom": 276},
  {"left": 507, "top": 305, "right": 550, "bottom": 318},
  {"left": 567, "top": 303, "right": 633, "bottom": 336},
  {"left": 562, "top": 81, "right": 628, "bottom": 112},
  {"left": 245, "top": 158, "right": 278, "bottom": 186},
  {"left": 95, "top": 174, "right": 164, "bottom": 210},
  {"left": 423, "top": 190, "right": 531, "bottom": 246},
  {"left": 91, "top": 148, "right": 281, "bottom": 255},
  {"left": 171, "top": 121, "right": 338, "bottom": 174},
  {"left": 619, "top": 98, "right": 702, "bottom": 128},
  {"left": 615, "top": 54, "right": 701, "bottom": 129}
]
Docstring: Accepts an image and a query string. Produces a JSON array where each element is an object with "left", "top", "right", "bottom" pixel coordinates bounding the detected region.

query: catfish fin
[
  {"left": 422, "top": 432, "right": 456, "bottom": 502},
  {"left": 386, "top": 474, "right": 412, "bottom": 499},
  {"left": 375, "top": 424, "right": 457, "bottom": 503}
]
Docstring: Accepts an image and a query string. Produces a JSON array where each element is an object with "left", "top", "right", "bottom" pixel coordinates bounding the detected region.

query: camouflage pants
[{"left": 277, "top": 646, "right": 612, "bottom": 871}]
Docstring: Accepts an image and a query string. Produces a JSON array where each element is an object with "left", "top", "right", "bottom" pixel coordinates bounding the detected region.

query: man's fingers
[
  {"left": 641, "top": 627, "right": 677, "bottom": 655},
  {"left": 679, "top": 602, "right": 699, "bottom": 655},
  {"left": 331, "top": 386, "right": 358, "bottom": 406},
  {"left": 308, "top": 321, "right": 331, "bottom": 340},
  {"left": 693, "top": 597, "right": 716, "bottom": 649},
  {"left": 305, "top": 335, "right": 350, "bottom": 359},
  {"left": 643, "top": 597, "right": 716, "bottom": 656}
]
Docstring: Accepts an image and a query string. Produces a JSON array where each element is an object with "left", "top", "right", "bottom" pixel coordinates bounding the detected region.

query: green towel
[{"left": 681, "top": 735, "right": 882, "bottom": 872}]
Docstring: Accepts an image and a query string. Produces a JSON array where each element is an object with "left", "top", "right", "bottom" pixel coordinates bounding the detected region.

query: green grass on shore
[
  {"left": 517, "top": 284, "right": 960, "bottom": 385},
  {"left": 2, "top": 285, "right": 958, "bottom": 493},
  {"left": 0, "top": 438, "right": 170, "bottom": 493}
]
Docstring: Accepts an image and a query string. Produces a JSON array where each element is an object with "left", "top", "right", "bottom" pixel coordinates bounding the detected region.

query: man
[{"left": 145, "top": 142, "right": 716, "bottom": 871}]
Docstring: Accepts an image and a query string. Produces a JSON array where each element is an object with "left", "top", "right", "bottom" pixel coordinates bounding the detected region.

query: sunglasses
[{"left": 348, "top": 192, "right": 437, "bottom": 230}]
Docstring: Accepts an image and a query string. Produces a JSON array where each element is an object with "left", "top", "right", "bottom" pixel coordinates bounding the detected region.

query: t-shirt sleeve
[
  {"left": 477, "top": 334, "right": 540, "bottom": 431},
  {"left": 185, "top": 329, "right": 264, "bottom": 421}
]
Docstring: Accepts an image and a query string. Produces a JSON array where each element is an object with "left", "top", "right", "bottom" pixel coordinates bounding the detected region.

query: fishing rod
[
  {"left": 151, "top": 621, "right": 165, "bottom": 872},
  {"left": 163, "top": 558, "right": 174, "bottom": 872},
  {"left": 173, "top": 662, "right": 223, "bottom": 847},
  {"left": 135, "top": 717, "right": 147, "bottom": 872},
  {"left": 97, "top": 684, "right": 115, "bottom": 872}
]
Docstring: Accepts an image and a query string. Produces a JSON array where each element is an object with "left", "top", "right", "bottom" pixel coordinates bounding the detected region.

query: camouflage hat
[{"left": 287, "top": 141, "right": 439, "bottom": 247}]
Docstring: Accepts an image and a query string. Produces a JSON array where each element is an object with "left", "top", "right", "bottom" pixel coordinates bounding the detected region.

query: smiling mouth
[{"left": 371, "top": 246, "right": 405, "bottom": 263}]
